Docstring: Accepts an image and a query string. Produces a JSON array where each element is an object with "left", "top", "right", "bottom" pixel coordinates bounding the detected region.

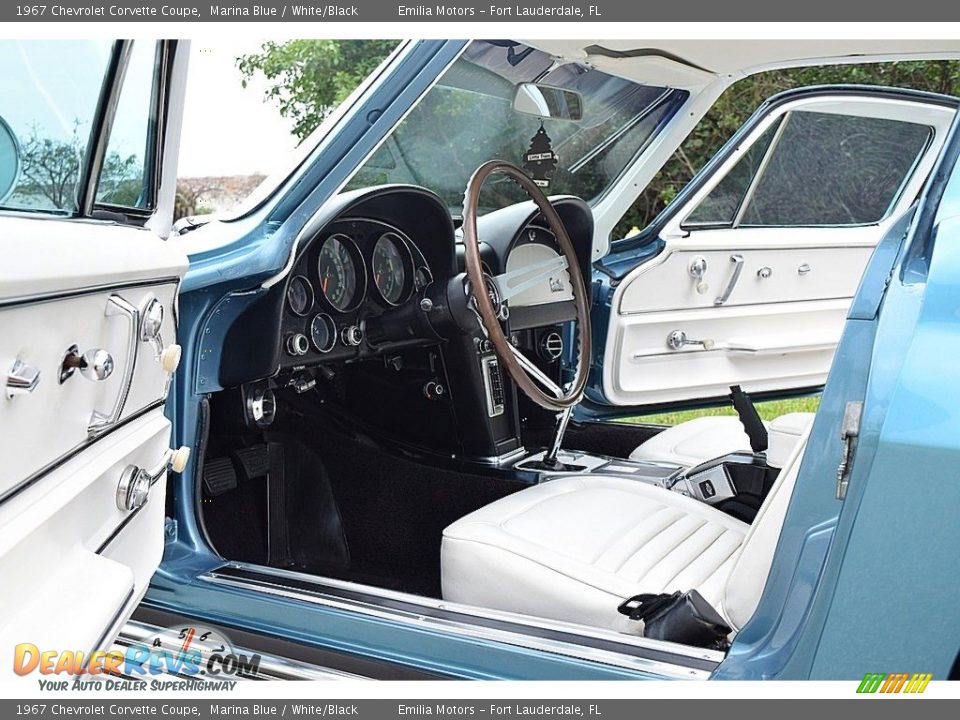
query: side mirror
[
  {"left": 512, "top": 83, "right": 583, "bottom": 122},
  {"left": 0, "top": 115, "right": 20, "bottom": 203}
]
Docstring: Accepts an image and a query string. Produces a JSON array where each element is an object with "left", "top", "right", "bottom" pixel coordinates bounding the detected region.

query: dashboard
[
  {"left": 280, "top": 217, "right": 434, "bottom": 367},
  {"left": 219, "top": 183, "right": 594, "bottom": 461}
]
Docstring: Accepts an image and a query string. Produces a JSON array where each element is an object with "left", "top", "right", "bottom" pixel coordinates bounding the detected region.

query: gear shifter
[{"left": 519, "top": 378, "right": 579, "bottom": 472}]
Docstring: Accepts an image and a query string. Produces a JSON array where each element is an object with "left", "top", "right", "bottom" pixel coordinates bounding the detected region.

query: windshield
[{"left": 346, "top": 41, "right": 683, "bottom": 216}]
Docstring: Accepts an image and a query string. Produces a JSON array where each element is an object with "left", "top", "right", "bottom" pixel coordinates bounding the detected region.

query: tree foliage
[
  {"left": 237, "top": 40, "right": 398, "bottom": 141},
  {"left": 237, "top": 41, "right": 960, "bottom": 237},
  {"left": 13, "top": 121, "right": 142, "bottom": 211}
]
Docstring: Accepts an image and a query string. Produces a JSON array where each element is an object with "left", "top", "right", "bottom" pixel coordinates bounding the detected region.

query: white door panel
[
  {"left": 0, "top": 410, "right": 171, "bottom": 665},
  {"left": 618, "top": 240, "right": 874, "bottom": 314},
  {"left": 0, "top": 38, "right": 190, "bottom": 658},
  {"left": 606, "top": 299, "right": 848, "bottom": 405},
  {"left": 1, "top": 255, "right": 181, "bottom": 496},
  {"left": 601, "top": 90, "right": 955, "bottom": 407}
]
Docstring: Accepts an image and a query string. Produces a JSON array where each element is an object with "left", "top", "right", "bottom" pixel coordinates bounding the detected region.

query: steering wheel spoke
[{"left": 506, "top": 343, "right": 564, "bottom": 400}]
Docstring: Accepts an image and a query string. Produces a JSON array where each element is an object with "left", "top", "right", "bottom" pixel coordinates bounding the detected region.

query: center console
[{"left": 514, "top": 447, "right": 781, "bottom": 525}]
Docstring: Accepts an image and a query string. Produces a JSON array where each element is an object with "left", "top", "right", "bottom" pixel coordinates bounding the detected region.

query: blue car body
[{"left": 146, "top": 39, "right": 960, "bottom": 680}]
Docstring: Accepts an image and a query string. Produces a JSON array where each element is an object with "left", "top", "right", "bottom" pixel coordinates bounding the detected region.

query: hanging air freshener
[{"left": 523, "top": 121, "right": 558, "bottom": 189}]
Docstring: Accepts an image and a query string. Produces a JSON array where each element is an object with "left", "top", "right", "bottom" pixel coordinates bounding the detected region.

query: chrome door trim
[{"left": 202, "top": 563, "right": 720, "bottom": 679}]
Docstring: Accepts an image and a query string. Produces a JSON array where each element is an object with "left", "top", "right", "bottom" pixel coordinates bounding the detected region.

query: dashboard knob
[
  {"left": 342, "top": 325, "right": 363, "bottom": 347},
  {"left": 286, "top": 333, "right": 309, "bottom": 356}
]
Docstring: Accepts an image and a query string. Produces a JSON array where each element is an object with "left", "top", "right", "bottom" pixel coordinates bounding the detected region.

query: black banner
[
  {"left": 2, "top": 0, "right": 960, "bottom": 22},
  {"left": 0, "top": 700, "right": 958, "bottom": 719}
]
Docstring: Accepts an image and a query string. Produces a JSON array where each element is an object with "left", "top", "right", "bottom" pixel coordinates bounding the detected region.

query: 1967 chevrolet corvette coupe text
[{"left": 0, "top": 38, "right": 958, "bottom": 681}]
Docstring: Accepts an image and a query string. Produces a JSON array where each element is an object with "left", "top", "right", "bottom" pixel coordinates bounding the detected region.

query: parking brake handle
[{"left": 729, "top": 385, "right": 768, "bottom": 454}]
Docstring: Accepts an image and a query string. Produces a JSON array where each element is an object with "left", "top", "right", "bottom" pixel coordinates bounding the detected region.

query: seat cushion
[
  {"left": 629, "top": 416, "right": 756, "bottom": 467},
  {"left": 441, "top": 476, "right": 748, "bottom": 634}
]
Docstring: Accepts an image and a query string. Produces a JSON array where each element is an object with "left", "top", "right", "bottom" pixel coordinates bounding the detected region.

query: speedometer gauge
[
  {"left": 372, "top": 233, "right": 408, "bottom": 305},
  {"left": 317, "top": 234, "right": 362, "bottom": 312}
]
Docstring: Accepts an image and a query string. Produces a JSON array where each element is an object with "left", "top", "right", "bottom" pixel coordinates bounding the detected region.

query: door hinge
[{"left": 836, "top": 401, "right": 863, "bottom": 500}]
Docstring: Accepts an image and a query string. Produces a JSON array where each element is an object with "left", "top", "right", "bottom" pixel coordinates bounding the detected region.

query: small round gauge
[
  {"left": 372, "top": 233, "right": 409, "bottom": 305},
  {"left": 310, "top": 313, "right": 337, "bottom": 353},
  {"left": 317, "top": 234, "right": 362, "bottom": 312},
  {"left": 286, "top": 275, "right": 314, "bottom": 316},
  {"left": 414, "top": 266, "right": 433, "bottom": 292}
]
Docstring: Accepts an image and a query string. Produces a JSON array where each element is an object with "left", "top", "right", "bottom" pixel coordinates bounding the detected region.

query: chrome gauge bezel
[
  {"left": 371, "top": 231, "right": 415, "bottom": 307},
  {"left": 315, "top": 233, "right": 367, "bottom": 313},
  {"left": 286, "top": 275, "right": 314, "bottom": 317},
  {"left": 310, "top": 313, "right": 337, "bottom": 353}
]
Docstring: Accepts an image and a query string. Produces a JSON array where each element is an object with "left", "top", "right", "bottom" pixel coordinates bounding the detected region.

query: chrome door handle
[
  {"left": 667, "top": 330, "right": 715, "bottom": 351},
  {"left": 5, "top": 359, "right": 41, "bottom": 399},
  {"left": 89, "top": 294, "right": 140, "bottom": 437},
  {"left": 714, "top": 254, "right": 744, "bottom": 306}
]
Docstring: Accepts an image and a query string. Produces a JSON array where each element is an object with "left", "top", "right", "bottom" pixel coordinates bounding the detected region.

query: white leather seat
[
  {"left": 441, "top": 429, "right": 809, "bottom": 636},
  {"left": 630, "top": 412, "right": 815, "bottom": 467}
]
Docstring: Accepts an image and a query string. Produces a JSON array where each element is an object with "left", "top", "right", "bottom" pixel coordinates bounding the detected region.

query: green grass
[{"left": 624, "top": 395, "right": 821, "bottom": 427}]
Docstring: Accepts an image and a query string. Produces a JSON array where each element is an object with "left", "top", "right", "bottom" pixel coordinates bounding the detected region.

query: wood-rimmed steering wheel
[{"left": 461, "top": 160, "right": 591, "bottom": 412}]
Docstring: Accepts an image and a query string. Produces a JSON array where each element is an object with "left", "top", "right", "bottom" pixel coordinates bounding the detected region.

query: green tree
[{"left": 237, "top": 40, "right": 398, "bottom": 141}]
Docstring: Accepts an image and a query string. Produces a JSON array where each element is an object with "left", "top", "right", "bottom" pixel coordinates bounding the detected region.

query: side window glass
[
  {"left": 95, "top": 41, "right": 160, "bottom": 210},
  {"left": 0, "top": 40, "right": 113, "bottom": 214},
  {"left": 683, "top": 109, "right": 932, "bottom": 229},
  {"left": 683, "top": 120, "right": 780, "bottom": 227},
  {"left": 740, "top": 111, "right": 931, "bottom": 226}
]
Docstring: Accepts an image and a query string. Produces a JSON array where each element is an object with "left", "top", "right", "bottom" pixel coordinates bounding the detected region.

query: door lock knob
[{"left": 62, "top": 347, "right": 115, "bottom": 382}]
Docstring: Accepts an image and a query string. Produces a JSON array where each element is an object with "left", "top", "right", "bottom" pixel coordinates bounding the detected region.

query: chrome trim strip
[
  {"left": 202, "top": 563, "right": 719, "bottom": 679},
  {"left": 0, "top": 276, "right": 181, "bottom": 310},
  {"left": 731, "top": 113, "right": 791, "bottom": 229},
  {"left": 114, "top": 621, "right": 367, "bottom": 681}
]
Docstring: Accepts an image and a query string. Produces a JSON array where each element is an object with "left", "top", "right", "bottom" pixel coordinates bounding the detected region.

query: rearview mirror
[
  {"left": 0, "top": 115, "right": 20, "bottom": 203},
  {"left": 513, "top": 83, "right": 583, "bottom": 122}
]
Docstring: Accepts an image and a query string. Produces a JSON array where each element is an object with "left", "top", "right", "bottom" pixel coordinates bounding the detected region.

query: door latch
[{"left": 836, "top": 401, "right": 863, "bottom": 500}]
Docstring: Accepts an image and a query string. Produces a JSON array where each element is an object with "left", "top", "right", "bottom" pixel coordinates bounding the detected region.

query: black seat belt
[{"left": 729, "top": 385, "right": 768, "bottom": 453}]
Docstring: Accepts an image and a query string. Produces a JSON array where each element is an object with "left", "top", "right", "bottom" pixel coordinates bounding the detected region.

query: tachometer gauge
[
  {"left": 317, "top": 234, "right": 362, "bottom": 312},
  {"left": 286, "top": 275, "right": 313, "bottom": 316},
  {"left": 310, "top": 313, "right": 337, "bottom": 353},
  {"left": 372, "top": 232, "right": 409, "bottom": 305}
]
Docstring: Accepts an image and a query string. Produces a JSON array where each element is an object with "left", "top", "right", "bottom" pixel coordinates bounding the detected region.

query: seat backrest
[{"left": 721, "top": 425, "right": 812, "bottom": 631}]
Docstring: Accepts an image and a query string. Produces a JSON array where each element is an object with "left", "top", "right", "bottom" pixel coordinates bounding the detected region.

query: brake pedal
[
  {"left": 203, "top": 457, "right": 238, "bottom": 496},
  {"left": 233, "top": 444, "right": 270, "bottom": 480}
]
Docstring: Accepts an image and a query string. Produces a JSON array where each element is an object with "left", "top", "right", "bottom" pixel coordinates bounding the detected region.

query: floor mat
[{"left": 280, "top": 416, "right": 529, "bottom": 598}]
